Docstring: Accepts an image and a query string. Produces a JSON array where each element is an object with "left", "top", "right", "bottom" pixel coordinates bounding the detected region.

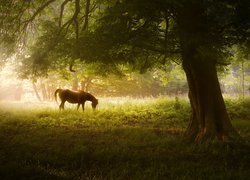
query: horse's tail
[{"left": 54, "top": 88, "right": 62, "bottom": 105}]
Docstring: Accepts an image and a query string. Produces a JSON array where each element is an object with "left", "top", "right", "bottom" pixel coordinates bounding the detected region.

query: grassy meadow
[{"left": 0, "top": 97, "right": 250, "bottom": 180}]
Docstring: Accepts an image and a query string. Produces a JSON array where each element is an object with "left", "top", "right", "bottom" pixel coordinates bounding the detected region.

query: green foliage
[
  {"left": 218, "top": 46, "right": 250, "bottom": 95},
  {"left": 225, "top": 98, "right": 250, "bottom": 120},
  {"left": 1, "top": 0, "right": 248, "bottom": 79}
]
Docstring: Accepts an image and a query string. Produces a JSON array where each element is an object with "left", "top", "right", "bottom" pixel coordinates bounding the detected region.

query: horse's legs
[
  {"left": 59, "top": 100, "right": 65, "bottom": 110},
  {"left": 81, "top": 102, "right": 86, "bottom": 111},
  {"left": 77, "top": 103, "right": 80, "bottom": 111}
]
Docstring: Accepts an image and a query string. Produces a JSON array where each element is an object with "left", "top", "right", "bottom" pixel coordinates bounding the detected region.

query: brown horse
[{"left": 54, "top": 89, "right": 98, "bottom": 111}]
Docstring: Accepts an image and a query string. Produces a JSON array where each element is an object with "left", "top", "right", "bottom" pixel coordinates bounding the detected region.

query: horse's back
[{"left": 59, "top": 89, "right": 83, "bottom": 103}]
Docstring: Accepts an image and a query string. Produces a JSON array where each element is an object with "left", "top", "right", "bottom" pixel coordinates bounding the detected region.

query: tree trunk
[
  {"left": 32, "top": 82, "right": 42, "bottom": 102},
  {"left": 241, "top": 61, "right": 245, "bottom": 98},
  {"left": 177, "top": 3, "right": 239, "bottom": 143},
  {"left": 40, "top": 82, "right": 48, "bottom": 101},
  {"left": 82, "top": 0, "right": 90, "bottom": 31},
  {"left": 182, "top": 53, "right": 239, "bottom": 143},
  {"left": 80, "top": 76, "right": 92, "bottom": 92},
  {"left": 72, "top": 72, "right": 79, "bottom": 91}
]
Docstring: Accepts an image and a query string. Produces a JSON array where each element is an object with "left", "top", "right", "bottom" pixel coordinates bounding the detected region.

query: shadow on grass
[{"left": 0, "top": 122, "right": 249, "bottom": 179}]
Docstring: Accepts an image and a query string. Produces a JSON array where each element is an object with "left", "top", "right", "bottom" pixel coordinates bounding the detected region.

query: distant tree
[
  {"left": 218, "top": 46, "right": 250, "bottom": 96},
  {"left": 232, "top": 46, "right": 250, "bottom": 98},
  {"left": 154, "top": 63, "right": 188, "bottom": 95},
  {"left": 0, "top": 0, "right": 249, "bottom": 142}
]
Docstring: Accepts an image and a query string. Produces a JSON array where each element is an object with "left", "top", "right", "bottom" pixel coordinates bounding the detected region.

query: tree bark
[
  {"left": 177, "top": 3, "right": 240, "bottom": 143},
  {"left": 182, "top": 57, "right": 239, "bottom": 142}
]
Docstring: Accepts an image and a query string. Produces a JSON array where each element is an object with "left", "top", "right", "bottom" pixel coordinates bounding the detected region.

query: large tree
[
  {"left": 0, "top": 0, "right": 249, "bottom": 142},
  {"left": 84, "top": 0, "right": 250, "bottom": 142}
]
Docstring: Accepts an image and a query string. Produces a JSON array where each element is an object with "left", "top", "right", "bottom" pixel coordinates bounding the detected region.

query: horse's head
[{"left": 92, "top": 99, "right": 98, "bottom": 110}]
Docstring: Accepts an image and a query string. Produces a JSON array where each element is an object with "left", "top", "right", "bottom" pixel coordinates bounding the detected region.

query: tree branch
[
  {"left": 82, "top": 0, "right": 91, "bottom": 31},
  {"left": 66, "top": 0, "right": 80, "bottom": 73},
  {"left": 163, "top": 12, "right": 169, "bottom": 64},
  {"left": 73, "top": 0, "right": 80, "bottom": 41},
  {"left": 59, "top": 0, "right": 72, "bottom": 27},
  {"left": 134, "top": 43, "right": 181, "bottom": 55},
  {"left": 69, "top": 63, "right": 76, "bottom": 72},
  {"left": 22, "top": 0, "right": 56, "bottom": 26}
]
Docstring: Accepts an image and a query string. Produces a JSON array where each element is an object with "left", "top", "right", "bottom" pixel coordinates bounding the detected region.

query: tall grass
[{"left": 0, "top": 97, "right": 249, "bottom": 179}]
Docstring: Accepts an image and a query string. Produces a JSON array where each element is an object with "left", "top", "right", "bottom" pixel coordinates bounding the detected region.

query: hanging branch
[
  {"left": 14, "top": 1, "right": 31, "bottom": 27},
  {"left": 22, "top": 0, "right": 57, "bottom": 29},
  {"left": 59, "top": 0, "right": 72, "bottom": 27},
  {"left": 82, "top": 0, "right": 91, "bottom": 31},
  {"left": 79, "top": 1, "right": 97, "bottom": 25},
  {"left": 69, "top": 63, "right": 76, "bottom": 72},
  {"left": 69, "top": 0, "right": 81, "bottom": 73},
  {"left": 73, "top": 0, "right": 80, "bottom": 41},
  {"left": 163, "top": 11, "right": 169, "bottom": 64}
]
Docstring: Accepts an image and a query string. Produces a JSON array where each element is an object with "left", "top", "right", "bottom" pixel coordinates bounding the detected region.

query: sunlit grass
[{"left": 0, "top": 97, "right": 249, "bottom": 179}]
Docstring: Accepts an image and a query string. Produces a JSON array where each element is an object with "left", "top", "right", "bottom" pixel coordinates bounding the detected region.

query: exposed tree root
[{"left": 184, "top": 127, "right": 242, "bottom": 144}]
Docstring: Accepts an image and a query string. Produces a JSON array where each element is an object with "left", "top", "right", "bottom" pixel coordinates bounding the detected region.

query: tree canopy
[{"left": 0, "top": 0, "right": 249, "bottom": 71}]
